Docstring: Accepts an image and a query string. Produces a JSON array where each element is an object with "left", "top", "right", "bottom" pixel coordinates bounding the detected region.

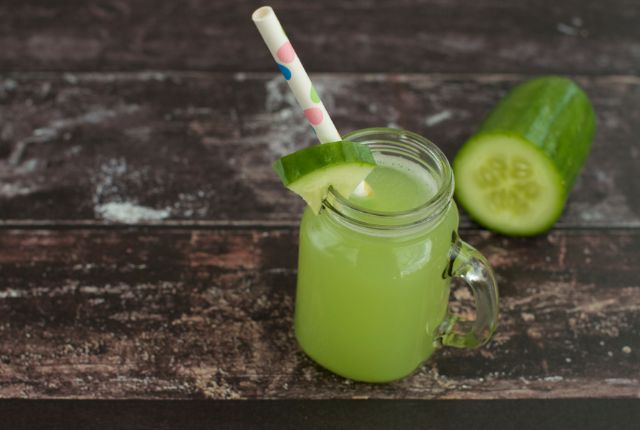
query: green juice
[{"left": 295, "top": 155, "right": 459, "bottom": 382}]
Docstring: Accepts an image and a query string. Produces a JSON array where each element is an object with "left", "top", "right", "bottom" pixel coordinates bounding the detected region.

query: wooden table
[{"left": 1, "top": 0, "right": 639, "bottom": 428}]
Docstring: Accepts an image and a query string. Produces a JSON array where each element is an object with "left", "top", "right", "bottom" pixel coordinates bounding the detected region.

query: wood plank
[
  {"left": 1, "top": 73, "right": 638, "bottom": 227},
  {"left": 1, "top": 1, "right": 639, "bottom": 74},
  {"left": 0, "top": 228, "right": 638, "bottom": 399}
]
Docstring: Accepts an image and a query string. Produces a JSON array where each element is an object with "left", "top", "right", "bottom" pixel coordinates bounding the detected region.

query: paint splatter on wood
[{"left": 1, "top": 74, "right": 639, "bottom": 227}]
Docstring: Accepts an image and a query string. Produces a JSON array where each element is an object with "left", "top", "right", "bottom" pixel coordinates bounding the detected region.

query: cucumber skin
[
  {"left": 272, "top": 140, "right": 376, "bottom": 186},
  {"left": 474, "top": 76, "right": 596, "bottom": 190}
]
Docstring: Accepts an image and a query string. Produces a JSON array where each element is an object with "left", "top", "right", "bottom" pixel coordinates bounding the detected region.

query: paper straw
[{"left": 252, "top": 6, "right": 341, "bottom": 144}]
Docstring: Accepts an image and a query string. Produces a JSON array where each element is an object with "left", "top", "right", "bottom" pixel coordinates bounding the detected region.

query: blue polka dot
[{"left": 278, "top": 64, "right": 292, "bottom": 80}]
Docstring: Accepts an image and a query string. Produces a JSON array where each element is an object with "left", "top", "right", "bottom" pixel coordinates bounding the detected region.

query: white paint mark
[
  {"left": 95, "top": 202, "right": 170, "bottom": 223},
  {"left": 0, "top": 79, "right": 17, "bottom": 92},
  {"left": 521, "top": 312, "right": 535, "bottom": 322},
  {"left": 31, "top": 106, "right": 139, "bottom": 143},
  {"left": 63, "top": 73, "right": 79, "bottom": 84},
  {"left": 93, "top": 158, "right": 128, "bottom": 207},
  {"left": 425, "top": 110, "right": 452, "bottom": 127},
  {"left": 595, "top": 169, "right": 614, "bottom": 186},
  {"left": 265, "top": 76, "right": 298, "bottom": 113},
  {"left": 262, "top": 76, "right": 311, "bottom": 156},
  {"left": 543, "top": 376, "right": 564, "bottom": 382},
  {"left": 569, "top": 298, "right": 617, "bottom": 314},
  {"left": 145, "top": 72, "right": 166, "bottom": 81},
  {"left": 557, "top": 23, "right": 578, "bottom": 36},
  {"left": 578, "top": 210, "right": 605, "bottom": 222},
  {"left": 0, "top": 289, "right": 25, "bottom": 299},
  {"left": 0, "top": 184, "right": 33, "bottom": 198}
]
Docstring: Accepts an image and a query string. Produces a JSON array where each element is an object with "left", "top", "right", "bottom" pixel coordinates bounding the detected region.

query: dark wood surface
[
  {"left": 1, "top": 0, "right": 639, "bottom": 74},
  {"left": 1, "top": 73, "right": 639, "bottom": 226},
  {"left": 2, "top": 400, "right": 640, "bottom": 430},
  {"left": 1, "top": 228, "right": 639, "bottom": 398},
  {"left": 1, "top": 0, "right": 639, "bottom": 403}
]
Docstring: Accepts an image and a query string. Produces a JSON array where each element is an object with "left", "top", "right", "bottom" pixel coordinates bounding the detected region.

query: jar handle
[{"left": 439, "top": 233, "right": 499, "bottom": 348}]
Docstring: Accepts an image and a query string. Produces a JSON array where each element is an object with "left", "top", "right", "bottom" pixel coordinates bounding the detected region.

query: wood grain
[
  {"left": 0, "top": 228, "right": 638, "bottom": 399},
  {"left": 1, "top": 1, "right": 639, "bottom": 74},
  {"left": 1, "top": 73, "right": 638, "bottom": 226}
]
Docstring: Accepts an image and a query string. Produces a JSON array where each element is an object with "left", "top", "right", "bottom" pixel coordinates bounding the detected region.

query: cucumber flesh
[
  {"left": 454, "top": 134, "right": 565, "bottom": 235},
  {"left": 273, "top": 140, "right": 376, "bottom": 214},
  {"left": 454, "top": 76, "right": 595, "bottom": 236},
  {"left": 287, "top": 164, "right": 375, "bottom": 213}
]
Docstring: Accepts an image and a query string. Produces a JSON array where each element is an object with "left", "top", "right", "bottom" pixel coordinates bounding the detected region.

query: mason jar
[{"left": 294, "top": 128, "right": 499, "bottom": 382}]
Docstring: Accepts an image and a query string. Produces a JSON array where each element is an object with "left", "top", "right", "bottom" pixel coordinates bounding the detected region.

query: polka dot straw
[{"left": 252, "top": 6, "right": 341, "bottom": 144}]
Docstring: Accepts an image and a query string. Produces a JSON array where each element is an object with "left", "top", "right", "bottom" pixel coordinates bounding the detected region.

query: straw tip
[{"left": 252, "top": 6, "right": 274, "bottom": 22}]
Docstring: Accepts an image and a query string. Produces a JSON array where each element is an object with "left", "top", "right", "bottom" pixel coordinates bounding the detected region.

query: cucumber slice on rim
[
  {"left": 273, "top": 140, "right": 376, "bottom": 214},
  {"left": 454, "top": 76, "right": 596, "bottom": 236}
]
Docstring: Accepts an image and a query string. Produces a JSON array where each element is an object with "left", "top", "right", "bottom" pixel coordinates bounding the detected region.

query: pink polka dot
[
  {"left": 304, "top": 107, "right": 323, "bottom": 125},
  {"left": 277, "top": 42, "right": 296, "bottom": 63}
]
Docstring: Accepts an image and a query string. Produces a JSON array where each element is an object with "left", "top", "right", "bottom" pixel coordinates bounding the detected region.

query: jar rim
[{"left": 323, "top": 127, "right": 454, "bottom": 230}]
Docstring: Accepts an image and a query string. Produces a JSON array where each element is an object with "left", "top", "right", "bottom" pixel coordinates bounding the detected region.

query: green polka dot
[{"left": 310, "top": 86, "right": 320, "bottom": 103}]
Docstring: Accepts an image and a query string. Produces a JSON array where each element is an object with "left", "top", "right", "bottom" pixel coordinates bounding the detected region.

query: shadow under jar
[{"left": 294, "top": 128, "right": 499, "bottom": 382}]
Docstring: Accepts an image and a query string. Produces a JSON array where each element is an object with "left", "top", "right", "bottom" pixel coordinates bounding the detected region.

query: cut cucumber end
[
  {"left": 454, "top": 133, "right": 566, "bottom": 236},
  {"left": 272, "top": 140, "right": 377, "bottom": 214},
  {"left": 289, "top": 163, "right": 375, "bottom": 213},
  {"left": 454, "top": 76, "right": 595, "bottom": 235}
]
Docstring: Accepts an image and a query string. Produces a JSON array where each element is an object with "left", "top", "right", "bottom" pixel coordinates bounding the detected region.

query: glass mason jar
[{"left": 294, "top": 128, "right": 499, "bottom": 383}]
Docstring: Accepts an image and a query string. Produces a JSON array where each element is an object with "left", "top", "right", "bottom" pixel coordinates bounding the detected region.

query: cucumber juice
[{"left": 295, "top": 129, "right": 458, "bottom": 382}]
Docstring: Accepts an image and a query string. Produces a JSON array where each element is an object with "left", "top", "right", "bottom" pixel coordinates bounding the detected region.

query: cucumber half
[
  {"left": 273, "top": 140, "right": 376, "bottom": 214},
  {"left": 454, "top": 76, "right": 595, "bottom": 236},
  {"left": 454, "top": 133, "right": 565, "bottom": 235}
]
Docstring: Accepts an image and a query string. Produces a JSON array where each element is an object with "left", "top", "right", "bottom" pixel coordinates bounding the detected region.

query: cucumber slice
[
  {"left": 454, "top": 77, "right": 596, "bottom": 236},
  {"left": 273, "top": 140, "right": 376, "bottom": 214}
]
